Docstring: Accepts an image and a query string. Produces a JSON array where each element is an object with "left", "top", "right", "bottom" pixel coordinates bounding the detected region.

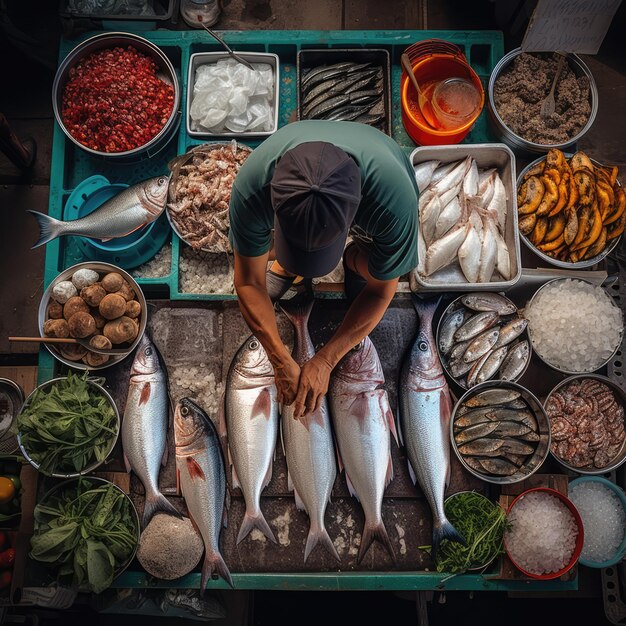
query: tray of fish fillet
[
  {"left": 410, "top": 144, "right": 522, "bottom": 292},
  {"left": 297, "top": 49, "right": 391, "bottom": 134}
]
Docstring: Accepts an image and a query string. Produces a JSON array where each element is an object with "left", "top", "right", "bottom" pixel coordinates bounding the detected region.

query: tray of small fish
[
  {"left": 410, "top": 144, "right": 521, "bottom": 292},
  {"left": 437, "top": 292, "right": 531, "bottom": 389},
  {"left": 297, "top": 49, "right": 391, "bottom": 134}
]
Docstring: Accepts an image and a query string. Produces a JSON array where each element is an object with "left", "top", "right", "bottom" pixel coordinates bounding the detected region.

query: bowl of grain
[
  {"left": 488, "top": 49, "right": 598, "bottom": 154},
  {"left": 545, "top": 375, "right": 626, "bottom": 475},
  {"left": 504, "top": 487, "right": 584, "bottom": 579},
  {"left": 569, "top": 476, "right": 626, "bottom": 568}
]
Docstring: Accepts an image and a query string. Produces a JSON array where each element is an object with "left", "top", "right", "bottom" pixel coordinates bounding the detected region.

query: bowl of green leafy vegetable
[
  {"left": 30, "top": 476, "right": 140, "bottom": 594},
  {"left": 436, "top": 491, "right": 508, "bottom": 574},
  {"left": 16, "top": 372, "right": 120, "bottom": 478}
]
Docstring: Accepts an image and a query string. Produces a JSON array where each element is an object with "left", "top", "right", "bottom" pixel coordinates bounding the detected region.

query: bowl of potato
[
  {"left": 517, "top": 148, "right": 624, "bottom": 268},
  {"left": 38, "top": 262, "right": 147, "bottom": 370}
]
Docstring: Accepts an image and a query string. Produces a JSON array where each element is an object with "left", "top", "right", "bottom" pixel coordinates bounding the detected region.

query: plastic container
[
  {"left": 569, "top": 476, "right": 626, "bottom": 568},
  {"left": 545, "top": 374, "right": 626, "bottom": 474},
  {"left": 488, "top": 49, "right": 598, "bottom": 155},
  {"left": 504, "top": 487, "right": 584, "bottom": 580},
  {"left": 401, "top": 39, "right": 485, "bottom": 145},
  {"left": 63, "top": 175, "right": 171, "bottom": 270}
]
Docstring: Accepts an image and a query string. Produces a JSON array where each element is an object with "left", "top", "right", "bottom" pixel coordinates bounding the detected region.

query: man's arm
[
  {"left": 233, "top": 250, "right": 301, "bottom": 405},
  {"left": 292, "top": 247, "right": 397, "bottom": 417}
]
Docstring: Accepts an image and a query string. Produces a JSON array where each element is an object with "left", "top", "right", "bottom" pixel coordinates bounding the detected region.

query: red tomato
[{"left": 0, "top": 549, "right": 15, "bottom": 569}]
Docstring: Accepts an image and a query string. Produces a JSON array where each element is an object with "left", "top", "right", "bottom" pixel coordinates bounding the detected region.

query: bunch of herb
[
  {"left": 30, "top": 478, "right": 138, "bottom": 593},
  {"left": 16, "top": 372, "right": 118, "bottom": 475},
  {"left": 436, "top": 491, "right": 508, "bottom": 574}
]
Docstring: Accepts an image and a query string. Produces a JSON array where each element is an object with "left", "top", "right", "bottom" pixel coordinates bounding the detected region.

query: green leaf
[
  {"left": 86, "top": 540, "right": 115, "bottom": 594},
  {"left": 30, "top": 521, "right": 79, "bottom": 562}
]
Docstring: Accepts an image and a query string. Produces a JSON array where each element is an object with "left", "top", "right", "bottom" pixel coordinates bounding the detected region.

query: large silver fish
[
  {"left": 29, "top": 175, "right": 169, "bottom": 248},
  {"left": 329, "top": 336, "right": 397, "bottom": 563},
  {"left": 399, "top": 296, "right": 465, "bottom": 560},
  {"left": 225, "top": 336, "right": 279, "bottom": 544},
  {"left": 174, "top": 397, "right": 233, "bottom": 589},
  {"left": 279, "top": 298, "right": 339, "bottom": 562},
  {"left": 122, "top": 334, "right": 179, "bottom": 528}
]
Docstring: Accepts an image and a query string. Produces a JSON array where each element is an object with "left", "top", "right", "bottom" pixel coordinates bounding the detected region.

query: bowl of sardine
[
  {"left": 451, "top": 381, "right": 551, "bottom": 485},
  {"left": 437, "top": 292, "right": 531, "bottom": 390}
]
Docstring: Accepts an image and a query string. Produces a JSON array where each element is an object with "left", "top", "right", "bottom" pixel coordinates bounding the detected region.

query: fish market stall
[{"left": 12, "top": 27, "right": 625, "bottom": 600}]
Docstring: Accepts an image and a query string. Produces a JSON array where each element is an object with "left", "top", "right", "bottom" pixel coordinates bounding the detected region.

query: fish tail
[
  {"left": 304, "top": 524, "right": 340, "bottom": 563},
  {"left": 410, "top": 294, "right": 443, "bottom": 323},
  {"left": 201, "top": 550, "right": 234, "bottom": 591},
  {"left": 27, "top": 210, "right": 64, "bottom": 248},
  {"left": 431, "top": 517, "right": 466, "bottom": 562},
  {"left": 358, "top": 519, "right": 396, "bottom": 564},
  {"left": 236, "top": 509, "right": 277, "bottom": 544},
  {"left": 278, "top": 296, "right": 314, "bottom": 329},
  {"left": 142, "top": 490, "right": 180, "bottom": 528}
]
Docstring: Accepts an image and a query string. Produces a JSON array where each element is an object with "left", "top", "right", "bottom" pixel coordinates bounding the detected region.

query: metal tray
[
  {"left": 296, "top": 48, "right": 392, "bottom": 135},
  {"left": 409, "top": 143, "right": 522, "bottom": 293}
]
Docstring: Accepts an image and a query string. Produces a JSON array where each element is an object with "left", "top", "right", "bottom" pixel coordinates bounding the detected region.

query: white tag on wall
[{"left": 522, "top": 0, "right": 622, "bottom": 54}]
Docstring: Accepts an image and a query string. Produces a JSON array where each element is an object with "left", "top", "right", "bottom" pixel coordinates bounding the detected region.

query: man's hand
[
  {"left": 274, "top": 355, "right": 300, "bottom": 406},
  {"left": 293, "top": 353, "right": 334, "bottom": 418}
]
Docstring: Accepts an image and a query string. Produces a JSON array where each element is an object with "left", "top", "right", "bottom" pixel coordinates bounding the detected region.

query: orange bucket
[{"left": 401, "top": 39, "right": 485, "bottom": 145}]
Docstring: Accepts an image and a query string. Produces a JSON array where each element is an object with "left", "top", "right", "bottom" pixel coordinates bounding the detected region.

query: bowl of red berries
[{"left": 52, "top": 32, "right": 181, "bottom": 161}]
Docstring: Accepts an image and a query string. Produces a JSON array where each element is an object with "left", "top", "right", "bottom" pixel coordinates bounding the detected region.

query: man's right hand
[{"left": 274, "top": 355, "right": 300, "bottom": 406}]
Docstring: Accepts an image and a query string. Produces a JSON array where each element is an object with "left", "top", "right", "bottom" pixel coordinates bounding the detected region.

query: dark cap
[{"left": 270, "top": 141, "right": 361, "bottom": 278}]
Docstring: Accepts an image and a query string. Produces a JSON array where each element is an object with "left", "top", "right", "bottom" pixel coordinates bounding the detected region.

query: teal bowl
[{"left": 569, "top": 476, "right": 626, "bottom": 568}]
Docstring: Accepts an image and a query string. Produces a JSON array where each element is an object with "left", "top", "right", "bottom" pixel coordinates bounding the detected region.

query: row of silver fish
[
  {"left": 453, "top": 388, "right": 540, "bottom": 477},
  {"left": 29, "top": 176, "right": 169, "bottom": 248},
  {"left": 300, "top": 61, "right": 386, "bottom": 128},
  {"left": 415, "top": 157, "right": 512, "bottom": 283},
  {"left": 438, "top": 293, "right": 530, "bottom": 388}
]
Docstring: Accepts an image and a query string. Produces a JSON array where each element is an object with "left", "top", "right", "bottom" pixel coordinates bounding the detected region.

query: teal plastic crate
[{"left": 46, "top": 29, "right": 504, "bottom": 304}]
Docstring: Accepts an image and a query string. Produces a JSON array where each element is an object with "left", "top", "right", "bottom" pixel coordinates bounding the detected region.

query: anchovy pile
[
  {"left": 453, "top": 388, "right": 541, "bottom": 477},
  {"left": 438, "top": 293, "right": 530, "bottom": 388},
  {"left": 300, "top": 61, "right": 386, "bottom": 129}
]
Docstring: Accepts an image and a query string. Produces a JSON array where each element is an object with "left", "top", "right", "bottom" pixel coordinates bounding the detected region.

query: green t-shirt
[{"left": 229, "top": 120, "right": 419, "bottom": 280}]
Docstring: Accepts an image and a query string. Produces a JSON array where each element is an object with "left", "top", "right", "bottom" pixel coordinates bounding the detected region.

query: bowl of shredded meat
[
  {"left": 488, "top": 50, "right": 598, "bottom": 154},
  {"left": 166, "top": 141, "right": 252, "bottom": 253}
]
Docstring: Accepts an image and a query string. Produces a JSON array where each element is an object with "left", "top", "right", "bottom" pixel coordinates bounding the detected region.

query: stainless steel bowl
[
  {"left": 545, "top": 374, "right": 626, "bottom": 475},
  {"left": 488, "top": 49, "right": 598, "bottom": 154},
  {"left": 0, "top": 379, "right": 23, "bottom": 455},
  {"left": 35, "top": 476, "right": 140, "bottom": 589},
  {"left": 52, "top": 32, "right": 181, "bottom": 160},
  {"left": 524, "top": 278, "right": 623, "bottom": 375},
  {"left": 39, "top": 261, "right": 147, "bottom": 371},
  {"left": 437, "top": 293, "right": 531, "bottom": 389},
  {"left": 517, "top": 155, "right": 622, "bottom": 269},
  {"left": 17, "top": 376, "right": 120, "bottom": 478},
  {"left": 451, "top": 380, "right": 551, "bottom": 485}
]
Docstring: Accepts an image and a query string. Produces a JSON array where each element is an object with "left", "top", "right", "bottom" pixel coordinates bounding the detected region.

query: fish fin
[
  {"left": 280, "top": 419, "right": 286, "bottom": 457},
  {"left": 262, "top": 459, "right": 273, "bottom": 490},
  {"left": 293, "top": 487, "right": 306, "bottom": 512},
  {"left": 142, "top": 491, "right": 180, "bottom": 528},
  {"left": 186, "top": 457, "right": 206, "bottom": 481},
  {"left": 347, "top": 394, "right": 370, "bottom": 421},
  {"left": 334, "top": 441, "right": 344, "bottom": 474},
  {"left": 445, "top": 462, "right": 451, "bottom": 489},
  {"left": 100, "top": 223, "right": 144, "bottom": 242},
  {"left": 139, "top": 382, "right": 151, "bottom": 405},
  {"left": 123, "top": 452, "right": 132, "bottom": 473},
  {"left": 222, "top": 505, "right": 228, "bottom": 529},
  {"left": 358, "top": 520, "right": 396, "bottom": 564},
  {"left": 304, "top": 525, "right": 340, "bottom": 563},
  {"left": 407, "top": 461, "right": 417, "bottom": 485},
  {"left": 344, "top": 472, "right": 359, "bottom": 501},
  {"left": 396, "top": 406, "right": 404, "bottom": 447},
  {"left": 410, "top": 294, "right": 443, "bottom": 324},
  {"left": 231, "top": 464, "right": 241, "bottom": 491},
  {"left": 201, "top": 551, "right": 234, "bottom": 592},
  {"left": 176, "top": 467, "right": 181, "bottom": 495},
  {"left": 385, "top": 454, "right": 394, "bottom": 488},
  {"left": 27, "top": 210, "right": 63, "bottom": 248},
  {"left": 236, "top": 509, "right": 277, "bottom": 544},
  {"left": 278, "top": 295, "right": 314, "bottom": 329},
  {"left": 251, "top": 387, "right": 272, "bottom": 420},
  {"left": 377, "top": 390, "right": 399, "bottom": 446},
  {"left": 431, "top": 518, "right": 466, "bottom": 563},
  {"left": 287, "top": 470, "right": 293, "bottom": 493}
]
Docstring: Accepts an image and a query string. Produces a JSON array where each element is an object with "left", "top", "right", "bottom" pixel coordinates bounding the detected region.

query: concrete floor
[{"left": 1, "top": 0, "right": 625, "bottom": 624}]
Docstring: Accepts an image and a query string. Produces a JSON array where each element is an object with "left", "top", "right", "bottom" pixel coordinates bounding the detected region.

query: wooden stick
[{"left": 9, "top": 337, "right": 79, "bottom": 345}]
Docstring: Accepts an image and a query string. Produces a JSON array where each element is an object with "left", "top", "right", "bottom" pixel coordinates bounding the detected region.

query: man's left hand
[{"left": 293, "top": 353, "right": 334, "bottom": 418}]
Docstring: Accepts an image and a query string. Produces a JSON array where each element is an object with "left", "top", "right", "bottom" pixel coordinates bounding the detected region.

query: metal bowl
[
  {"left": 39, "top": 261, "right": 147, "bottom": 371},
  {"left": 17, "top": 376, "right": 120, "bottom": 478},
  {"left": 488, "top": 48, "right": 598, "bottom": 154},
  {"left": 451, "top": 380, "right": 551, "bottom": 485},
  {"left": 436, "top": 293, "right": 531, "bottom": 389},
  {"left": 516, "top": 154, "right": 622, "bottom": 269},
  {"left": 545, "top": 374, "right": 626, "bottom": 475},
  {"left": 569, "top": 476, "right": 626, "bottom": 567},
  {"left": 0, "top": 379, "right": 23, "bottom": 455},
  {"left": 524, "top": 278, "right": 623, "bottom": 375},
  {"left": 35, "top": 476, "right": 140, "bottom": 590},
  {"left": 52, "top": 32, "right": 181, "bottom": 161}
]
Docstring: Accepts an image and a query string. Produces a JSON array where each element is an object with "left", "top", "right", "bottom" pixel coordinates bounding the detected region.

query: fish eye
[
  {"left": 418, "top": 341, "right": 428, "bottom": 351},
  {"left": 145, "top": 347, "right": 153, "bottom": 356},
  {"left": 352, "top": 342, "right": 363, "bottom": 352},
  {"left": 249, "top": 339, "right": 259, "bottom": 350},
  {"left": 181, "top": 405, "right": 189, "bottom": 416},
  {"left": 158, "top": 177, "right": 165, "bottom": 185}
]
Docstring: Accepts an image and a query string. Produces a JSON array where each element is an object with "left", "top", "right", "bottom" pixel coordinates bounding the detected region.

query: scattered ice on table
[
  {"left": 395, "top": 524, "right": 407, "bottom": 555},
  {"left": 272, "top": 510, "right": 291, "bottom": 547},
  {"left": 333, "top": 535, "right": 347, "bottom": 555},
  {"left": 190, "top": 59, "right": 274, "bottom": 133},
  {"left": 250, "top": 529, "right": 267, "bottom": 543},
  {"left": 131, "top": 243, "right": 172, "bottom": 279},
  {"left": 169, "top": 365, "right": 223, "bottom": 417},
  {"left": 179, "top": 248, "right": 235, "bottom": 295}
]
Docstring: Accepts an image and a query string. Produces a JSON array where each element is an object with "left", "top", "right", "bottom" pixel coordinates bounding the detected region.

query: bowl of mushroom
[{"left": 39, "top": 262, "right": 147, "bottom": 369}]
